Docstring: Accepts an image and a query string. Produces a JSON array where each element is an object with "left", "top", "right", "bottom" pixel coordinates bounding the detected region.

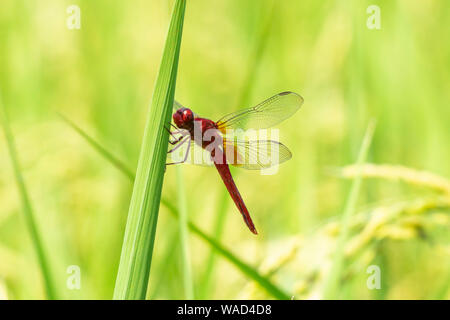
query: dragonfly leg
[
  {"left": 169, "top": 135, "right": 184, "bottom": 145},
  {"left": 164, "top": 124, "right": 177, "bottom": 140},
  {"left": 165, "top": 124, "right": 187, "bottom": 145},
  {"left": 166, "top": 137, "right": 191, "bottom": 166},
  {"left": 169, "top": 131, "right": 189, "bottom": 145},
  {"left": 167, "top": 136, "right": 189, "bottom": 153},
  {"left": 166, "top": 122, "right": 183, "bottom": 133}
]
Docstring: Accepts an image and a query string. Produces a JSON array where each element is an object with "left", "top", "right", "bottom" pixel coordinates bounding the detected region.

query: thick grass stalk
[
  {"left": 322, "top": 120, "right": 376, "bottom": 299},
  {"left": 113, "top": 0, "right": 186, "bottom": 300},
  {"left": 0, "top": 97, "right": 57, "bottom": 299}
]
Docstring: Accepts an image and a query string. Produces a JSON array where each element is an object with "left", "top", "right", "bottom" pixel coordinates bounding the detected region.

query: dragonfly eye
[
  {"left": 172, "top": 110, "right": 184, "bottom": 127},
  {"left": 173, "top": 108, "right": 193, "bottom": 129},
  {"left": 182, "top": 109, "right": 193, "bottom": 122}
]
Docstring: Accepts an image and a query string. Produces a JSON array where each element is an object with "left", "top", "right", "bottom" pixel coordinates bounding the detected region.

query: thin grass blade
[
  {"left": 57, "top": 113, "right": 135, "bottom": 181},
  {"left": 0, "top": 96, "right": 57, "bottom": 299},
  {"left": 322, "top": 120, "right": 376, "bottom": 299},
  {"left": 176, "top": 166, "right": 194, "bottom": 299}
]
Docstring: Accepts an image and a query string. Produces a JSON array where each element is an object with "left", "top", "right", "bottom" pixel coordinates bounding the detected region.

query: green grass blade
[
  {"left": 0, "top": 97, "right": 57, "bottom": 299},
  {"left": 175, "top": 166, "right": 194, "bottom": 299},
  {"left": 113, "top": 0, "right": 186, "bottom": 300},
  {"left": 322, "top": 120, "right": 376, "bottom": 299},
  {"left": 161, "top": 199, "right": 291, "bottom": 300},
  {"left": 57, "top": 113, "right": 135, "bottom": 181}
]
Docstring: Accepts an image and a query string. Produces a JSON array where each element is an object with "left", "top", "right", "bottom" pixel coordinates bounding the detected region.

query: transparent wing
[
  {"left": 168, "top": 133, "right": 292, "bottom": 169},
  {"left": 216, "top": 92, "right": 303, "bottom": 132},
  {"left": 173, "top": 100, "right": 184, "bottom": 112},
  {"left": 173, "top": 100, "right": 201, "bottom": 118},
  {"left": 223, "top": 138, "right": 292, "bottom": 170}
]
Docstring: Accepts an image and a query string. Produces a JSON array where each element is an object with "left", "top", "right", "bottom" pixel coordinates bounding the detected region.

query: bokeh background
[{"left": 0, "top": 0, "right": 449, "bottom": 299}]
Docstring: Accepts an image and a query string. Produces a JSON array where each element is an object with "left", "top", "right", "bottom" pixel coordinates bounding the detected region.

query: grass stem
[
  {"left": 0, "top": 96, "right": 57, "bottom": 299},
  {"left": 176, "top": 166, "right": 194, "bottom": 299},
  {"left": 322, "top": 120, "right": 376, "bottom": 299},
  {"left": 113, "top": 0, "right": 186, "bottom": 300}
]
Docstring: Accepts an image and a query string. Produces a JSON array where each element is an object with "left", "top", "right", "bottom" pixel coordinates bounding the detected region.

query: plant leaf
[
  {"left": 323, "top": 120, "right": 376, "bottom": 299},
  {"left": 176, "top": 166, "right": 194, "bottom": 299},
  {"left": 57, "top": 113, "right": 135, "bottom": 181},
  {"left": 0, "top": 96, "right": 57, "bottom": 299},
  {"left": 113, "top": 0, "right": 186, "bottom": 300}
]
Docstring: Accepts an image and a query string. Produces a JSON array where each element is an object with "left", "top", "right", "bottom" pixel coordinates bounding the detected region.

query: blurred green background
[{"left": 0, "top": 0, "right": 449, "bottom": 299}]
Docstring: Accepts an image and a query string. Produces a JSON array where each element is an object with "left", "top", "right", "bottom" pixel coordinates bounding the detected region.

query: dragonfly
[{"left": 167, "top": 91, "right": 304, "bottom": 234}]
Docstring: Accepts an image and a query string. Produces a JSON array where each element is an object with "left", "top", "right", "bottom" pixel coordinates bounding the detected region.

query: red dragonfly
[{"left": 167, "top": 92, "right": 303, "bottom": 234}]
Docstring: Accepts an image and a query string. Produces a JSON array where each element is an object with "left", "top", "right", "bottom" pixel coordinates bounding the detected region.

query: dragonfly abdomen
[{"left": 213, "top": 150, "right": 258, "bottom": 235}]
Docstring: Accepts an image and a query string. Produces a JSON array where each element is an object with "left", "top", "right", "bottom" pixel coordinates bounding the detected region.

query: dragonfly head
[{"left": 173, "top": 108, "right": 194, "bottom": 129}]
